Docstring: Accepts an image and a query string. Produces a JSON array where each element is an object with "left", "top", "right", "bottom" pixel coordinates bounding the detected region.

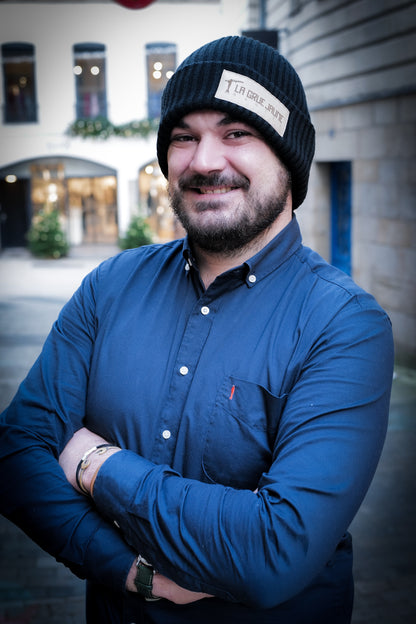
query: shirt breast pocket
[{"left": 202, "top": 376, "right": 287, "bottom": 489}]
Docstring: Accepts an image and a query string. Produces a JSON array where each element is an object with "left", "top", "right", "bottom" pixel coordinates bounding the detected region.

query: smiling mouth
[
  {"left": 179, "top": 173, "right": 249, "bottom": 195},
  {"left": 194, "top": 186, "right": 238, "bottom": 195}
]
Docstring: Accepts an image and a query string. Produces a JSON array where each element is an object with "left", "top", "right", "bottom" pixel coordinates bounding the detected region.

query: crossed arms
[{"left": 0, "top": 257, "right": 394, "bottom": 609}]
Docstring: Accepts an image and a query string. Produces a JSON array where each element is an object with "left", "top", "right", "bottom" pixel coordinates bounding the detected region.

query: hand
[
  {"left": 59, "top": 427, "right": 120, "bottom": 495},
  {"left": 153, "top": 573, "right": 213, "bottom": 604},
  {"left": 125, "top": 560, "right": 213, "bottom": 604}
]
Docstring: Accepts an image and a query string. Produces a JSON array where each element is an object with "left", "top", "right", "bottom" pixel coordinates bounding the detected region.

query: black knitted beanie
[{"left": 156, "top": 35, "right": 315, "bottom": 209}]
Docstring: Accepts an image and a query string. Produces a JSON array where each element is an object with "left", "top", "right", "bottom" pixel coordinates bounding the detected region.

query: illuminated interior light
[
  {"left": 48, "top": 183, "right": 58, "bottom": 201},
  {"left": 152, "top": 70, "right": 162, "bottom": 79},
  {"left": 5, "top": 174, "right": 17, "bottom": 183},
  {"left": 90, "top": 66, "right": 100, "bottom": 76},
  {"left": 153, "top": 61, "right": 163, "bottom": 71},
  {"left": 145, "top": 165, "right": 154, "bottom": 175},
  {"left": 73, "top": 65, "right": 82, "bottom": 75},
  {"left": 166, "top": 70, "right": 174, "bottom": 79}
]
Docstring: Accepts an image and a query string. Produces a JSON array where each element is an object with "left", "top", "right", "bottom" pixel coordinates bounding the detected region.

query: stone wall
[
  {"left": 249, "top": 0, "right": 416, "bottom": 367},
  {"left": 305, "top": 92, "right": 416, "bottom": 367}
]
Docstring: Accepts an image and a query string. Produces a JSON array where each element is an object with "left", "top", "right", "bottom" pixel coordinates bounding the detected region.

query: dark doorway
[
  {"left": 330, "top": 161, "right": 352, "bottom": 275},
  {"left": 0, "top": 178, "right": 30, "bottom": 248}
]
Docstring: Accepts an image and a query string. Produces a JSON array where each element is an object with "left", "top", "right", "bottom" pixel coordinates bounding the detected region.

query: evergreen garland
[{"left": 66, "top": 116, "right": 159, "bottom": 140}]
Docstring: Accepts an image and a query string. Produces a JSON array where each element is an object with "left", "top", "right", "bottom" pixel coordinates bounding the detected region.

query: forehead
[{"left": 173, "top": 109, "right": 255, "bottom": 130}]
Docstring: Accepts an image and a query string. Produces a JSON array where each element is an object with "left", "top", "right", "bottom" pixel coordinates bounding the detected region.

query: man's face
[{"left": 167, "top": 110, "right": 292, "bottom": 254}]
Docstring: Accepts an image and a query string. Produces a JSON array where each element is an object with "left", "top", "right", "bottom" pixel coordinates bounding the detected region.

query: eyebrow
[
  {"left": 218, "top": 115, "right": 243, "bottom": 126},
  {"left": 173, "top": 114, "right": 245, "bottom": 130}
]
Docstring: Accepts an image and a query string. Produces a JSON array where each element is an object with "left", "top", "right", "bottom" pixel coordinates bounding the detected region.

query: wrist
[
  {"left": 76, "top": 444, "right": 120, "bottom": 496},
  {"left": 126, "top": 559, "right": 138, "bottom": 592},
  {"left": 133, "top": 555, "right": 160, "bottom": 601}
]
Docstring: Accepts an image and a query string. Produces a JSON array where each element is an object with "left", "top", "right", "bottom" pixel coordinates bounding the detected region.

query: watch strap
[{"left": 134, "top": 555, "right": 156, "bottom": 599}]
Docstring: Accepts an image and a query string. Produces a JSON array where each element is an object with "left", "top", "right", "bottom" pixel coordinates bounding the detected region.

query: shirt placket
[{"left": 150, "top": 293, "right": 215, "bottom": 465}]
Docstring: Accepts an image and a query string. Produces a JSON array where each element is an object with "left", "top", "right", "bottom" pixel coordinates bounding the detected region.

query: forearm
[
  {"left": 59, "top": 428, "right": 212, "bottom": 603},
  {"left": 0, "top": 436, "right": 135, "bottom": 591},
  {"left": 93, "top": 452, "right": 295, "bottom": 607},
  {"left": 123, "top": 560, "right": 211, "bottom": 603},
  {"left": 65, "top": 406, "right": 391, "bottom": 608}
]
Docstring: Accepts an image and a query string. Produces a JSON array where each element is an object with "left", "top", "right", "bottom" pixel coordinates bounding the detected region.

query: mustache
[{"left": 177, "top": 172, "right": 250, "bottom": 191}]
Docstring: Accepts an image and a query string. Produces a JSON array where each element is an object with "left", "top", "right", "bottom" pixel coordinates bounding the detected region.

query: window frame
[
  {"left": 73, "top": 42, "right": 108, "bottom": 120},
  {"left": 1, "top": 42, "right": 38, "bottom": 124}
]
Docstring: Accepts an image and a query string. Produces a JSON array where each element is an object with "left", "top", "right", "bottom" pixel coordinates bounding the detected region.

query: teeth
[{"left": 199, "top": 187, "right": 235, "bottom": 194}]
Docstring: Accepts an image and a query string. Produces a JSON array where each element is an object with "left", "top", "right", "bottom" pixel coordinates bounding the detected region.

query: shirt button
[
  {"left": 248, "top": 274, "right": 257, "bottom": 284},
  {"left": 162, "top": 430, "right": 171, "bottom": 440},
  {"left": 201, "top": 306, "right": 210, "bottom": 315},
  {"left": 179, "top": 365, "right": 189, "bottom": 376}
]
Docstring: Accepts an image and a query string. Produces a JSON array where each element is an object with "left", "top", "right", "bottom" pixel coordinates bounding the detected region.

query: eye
[
  {"left": 227, "top": 130, "right": 251, "bottom": 138},
  {"left": 224, "top": 128, "right": 259, "bottom": 142},
  {"left": 170, "top": 133, "right": 196, "bottom": 144}
]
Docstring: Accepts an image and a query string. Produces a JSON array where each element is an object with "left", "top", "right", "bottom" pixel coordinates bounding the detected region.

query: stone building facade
[
  {"left": 0, "top": 0, "right": 246, "bottom": 246},
  {"left": 0, "top": 0, "right": 415, "bottom": 365},
  {"left": 246, "top": 0, "right": 416, "bottom": 367}
]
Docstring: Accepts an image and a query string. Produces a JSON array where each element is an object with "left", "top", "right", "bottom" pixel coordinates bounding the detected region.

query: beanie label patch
[{"left": 214, "top": 69, "right": 289, "bottom": 137}]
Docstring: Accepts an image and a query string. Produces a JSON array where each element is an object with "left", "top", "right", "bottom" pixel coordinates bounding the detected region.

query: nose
[{"left": 188, "top": 135, "right": 227, "bottom": 174}]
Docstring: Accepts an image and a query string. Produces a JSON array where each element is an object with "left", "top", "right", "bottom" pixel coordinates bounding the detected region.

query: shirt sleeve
[
  {"left": 92, "top": 296, "right": 394, "bottom": 609},
  {"left": 0, "top": 265, "right": 135, "bottom": 592}
]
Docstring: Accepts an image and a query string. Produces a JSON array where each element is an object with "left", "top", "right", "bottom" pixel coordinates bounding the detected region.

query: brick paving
[{"left": 0, "top": 246, "right": 415, "bottom": 624}]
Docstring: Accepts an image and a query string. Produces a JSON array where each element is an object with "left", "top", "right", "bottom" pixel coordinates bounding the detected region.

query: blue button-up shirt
[{"left": 0, "top": 217, "right": 394, "bottom": 623}]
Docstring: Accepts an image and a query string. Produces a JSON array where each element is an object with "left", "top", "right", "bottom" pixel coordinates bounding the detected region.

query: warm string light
[
  {"left": 152, "top": 60, "right": 174, "bottom": 81},
  {"left": 73, "top": 65, "right": 100, "bottom": 75}
]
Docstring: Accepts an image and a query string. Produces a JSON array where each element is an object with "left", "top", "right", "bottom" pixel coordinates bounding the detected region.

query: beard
[{"left": 169, "top": 171, "right": 291, "bottom": 254}]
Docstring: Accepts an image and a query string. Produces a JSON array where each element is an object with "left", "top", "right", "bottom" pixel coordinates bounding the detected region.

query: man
[{"left": 0, "top": 36, "right": 394, "bottom": 623}]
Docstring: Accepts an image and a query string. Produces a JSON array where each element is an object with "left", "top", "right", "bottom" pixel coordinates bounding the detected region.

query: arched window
[
  {"left": 1, "top": 42, "right": 37, "bottom": 123},
  {"left": 146, "top": 42, "right": 176, "bottom": 119},
  {"left": 73, "top": 43, "right": 107, "bottom": 119}
]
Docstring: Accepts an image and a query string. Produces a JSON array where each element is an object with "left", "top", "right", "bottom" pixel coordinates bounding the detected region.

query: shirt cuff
[{"left": 92, "top": 449, "right": 156, "bottom": 521}]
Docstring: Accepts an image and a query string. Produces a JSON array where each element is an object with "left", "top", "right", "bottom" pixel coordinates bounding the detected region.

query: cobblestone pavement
[{"left": 0, "top": 246, "right": 415, "bottom": 624}]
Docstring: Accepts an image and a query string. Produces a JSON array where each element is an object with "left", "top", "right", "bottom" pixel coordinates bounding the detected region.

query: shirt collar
[
  {"left": 181, "top": 215, "right": 302, "bottom": 288},
  {"left": 243, "top": 215, "right": 302, "bottom": 286}
]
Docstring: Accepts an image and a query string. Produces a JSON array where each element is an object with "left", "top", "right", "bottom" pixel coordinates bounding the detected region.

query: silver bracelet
[{"left": 76, "top": 444, "right": 119, "bottom": 495}]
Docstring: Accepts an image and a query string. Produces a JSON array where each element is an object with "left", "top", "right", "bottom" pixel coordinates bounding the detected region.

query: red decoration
[{"left": 113, "top": 0, "right": 156, "bottom": 9}]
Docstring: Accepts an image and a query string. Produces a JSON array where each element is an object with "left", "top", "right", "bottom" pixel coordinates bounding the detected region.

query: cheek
[
  {"left": 252, "top": 153, "right": 289, "bottom": 191},
  {"left": 229, "top": 147, "right": 274, "bottom": 182},
  {"left": 167, "top": 148, "right": 193, "bottom": 180}
]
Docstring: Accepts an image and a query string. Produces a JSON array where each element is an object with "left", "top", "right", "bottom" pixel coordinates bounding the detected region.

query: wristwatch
[{"left": 134, "top": 555, "right": 158, "bottom": 600}]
